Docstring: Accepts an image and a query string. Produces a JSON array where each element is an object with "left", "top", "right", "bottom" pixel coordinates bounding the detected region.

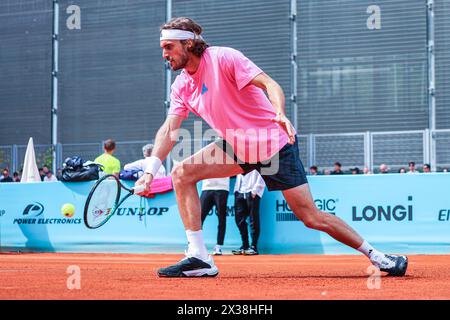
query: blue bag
[{"left": 119, "top": 169, "right": 143, "bottom": 181}]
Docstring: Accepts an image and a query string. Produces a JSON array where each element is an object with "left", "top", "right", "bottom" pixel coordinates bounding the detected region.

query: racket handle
[{"left": 133, "top": 185, "right": 146, "bottom": 194}]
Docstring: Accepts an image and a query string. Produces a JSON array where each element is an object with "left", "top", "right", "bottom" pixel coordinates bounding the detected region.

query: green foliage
[{"left": 36, "top": 146, "right": 54, "bottom": 169}]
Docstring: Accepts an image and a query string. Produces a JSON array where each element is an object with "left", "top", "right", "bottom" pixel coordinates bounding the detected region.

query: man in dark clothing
[
  {"left": 0, "top": 169, "right": 13, "bottom": 183},
  {"left": 331, "top": 162, "right": 344, "bottom": 175}
]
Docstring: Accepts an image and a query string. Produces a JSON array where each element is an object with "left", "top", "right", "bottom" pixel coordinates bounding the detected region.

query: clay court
[{"left": 0, "top": 253, "right": 449, "bottom": 300}]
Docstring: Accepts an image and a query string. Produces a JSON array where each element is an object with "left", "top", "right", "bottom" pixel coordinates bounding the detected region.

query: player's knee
[
  {"left": 171, "top": 163, "right": 187, "bottom": 186},
  {"left": 171, "top": 162, "right": 194, "bottom": 186}
]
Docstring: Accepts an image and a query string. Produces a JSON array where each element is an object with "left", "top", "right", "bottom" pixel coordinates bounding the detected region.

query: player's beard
[{"left": 170, "top": 49, "right": 189, "bottom": 71}]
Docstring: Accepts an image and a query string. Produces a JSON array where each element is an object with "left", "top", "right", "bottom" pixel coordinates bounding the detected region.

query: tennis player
[{"left": 136, "top": 17, "right": 408, "bottom": 277}]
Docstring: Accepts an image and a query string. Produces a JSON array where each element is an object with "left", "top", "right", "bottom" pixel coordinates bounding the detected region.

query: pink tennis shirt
[{"left": 168, "top": 46, "right": 289, "bottom": 163}]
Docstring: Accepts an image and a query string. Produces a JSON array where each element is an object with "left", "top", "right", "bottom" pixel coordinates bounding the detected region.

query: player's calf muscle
[{"left": 301, "top": 211, "right": 325, "bottom": 229}]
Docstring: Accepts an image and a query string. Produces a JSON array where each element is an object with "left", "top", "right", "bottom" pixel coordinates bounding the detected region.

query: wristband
[{"left": 144, "top": 156, "right": 162, "bottom": 177}]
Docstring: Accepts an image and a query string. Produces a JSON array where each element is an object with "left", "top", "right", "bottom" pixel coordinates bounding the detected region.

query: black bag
[
  {"left": 59, "top": 156, "right": 103, "bottom": 182},
  {"left": 63, "top": 156, "right": 83, "bottom": 170},
  {"left": 59, "top": 164, "right": 101, "bottom": 182}
]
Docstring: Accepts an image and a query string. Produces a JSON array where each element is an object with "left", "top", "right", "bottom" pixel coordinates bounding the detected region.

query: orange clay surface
[{"left": 0, "top": 253, "right": 449, "bottom": 300}]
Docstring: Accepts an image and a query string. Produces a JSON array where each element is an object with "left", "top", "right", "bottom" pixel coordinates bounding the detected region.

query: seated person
[
  {"left": 43, "top": 170, "right": 58, "bottom": 182},
  {"left": 124, "top": 143, "right": 166, "bottom": 178}
]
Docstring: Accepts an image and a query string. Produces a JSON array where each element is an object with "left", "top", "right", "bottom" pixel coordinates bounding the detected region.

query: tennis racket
[{"left": 83, "top": 174, "right": 146, "bottom": 229}]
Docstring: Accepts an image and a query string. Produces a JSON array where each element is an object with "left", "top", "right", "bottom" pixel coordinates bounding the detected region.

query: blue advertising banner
[
  {"left": 0, "top": 179, "right": 242, "bottom": 253},
  {"left": 260, "top": 174, "right": 450, "bottom": 254},
  {"left": 0, "top": 174, "right": 449, "bottom": 254}
]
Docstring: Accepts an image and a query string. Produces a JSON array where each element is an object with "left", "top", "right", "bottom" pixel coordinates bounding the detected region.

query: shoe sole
[
  {"left": 158, "top": 267, "right": 219, "bottom": 278},
  {"left": 183, "top": 268, "right": 219, "bottom": 277},
  {"left": 386, "top": 256, "right": 408, "bottom": 277}
]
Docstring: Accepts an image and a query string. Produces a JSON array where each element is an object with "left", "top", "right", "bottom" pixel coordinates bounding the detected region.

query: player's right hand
[
  {"left": 135, "top": 172, "right": 154, "bottom": 193},
  {"left": 271, "top": 112, "right": 296, "bottom": 144}
]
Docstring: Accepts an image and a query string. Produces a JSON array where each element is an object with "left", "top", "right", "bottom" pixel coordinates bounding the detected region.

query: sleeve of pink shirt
[
  {"left": 220, "top": 47, "right": 263, "bottom": 90},
  {"left": 167, "top": 79, "right": 189, "bottom": 119}
]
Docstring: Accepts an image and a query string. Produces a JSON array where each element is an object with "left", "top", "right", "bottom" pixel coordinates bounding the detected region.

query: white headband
[{"left": 160, "top": 29, "right": 203, "bottom": 41}]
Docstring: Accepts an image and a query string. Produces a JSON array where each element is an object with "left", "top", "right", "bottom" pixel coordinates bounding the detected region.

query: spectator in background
[
  {"left": 13, "top": 171, "right": 20, "bottom": 182},
  {"left": 309, "top": 166, "right": 318, "bottom": 176},
  {"left": 323, "top": 169, "right": 331, "bottom": 175},
  {"left": 39, "top": 165, "right": 51, "bottom": 181},
  {"left": 379, "top": 164, "right": 389, "bottom": 174},
  {"left": 95, "top": 139, "right": 121, "bottom": 177},
  {"left": 39, "top": 167, "right": 45, "bottom": 181},
  {"left": 363, "top": 167, "right": 372, "bottom": 175},
  {"left": 43, "top": 170, "right": 58, "bottom": 182},
  {"left": 232, "top": 170, "right": 266, "bottom": 256},
  {"left": 350, "top": 167, "right": 360, "bottom": 175},
  {"left": 407, "top": 161, "right": 419, "bottom": 174},
  {"left": 331, "top": 162, "right": 344, "bottom": 175},
  {"left": 398, "top": 168, "right": 406, "bottom": 174},
  {"left": 0, "top": 168, "right": 13, "bottom": 183},
  {"left": 200, "top": 177, "right": 230, "bottom": 256},
  {"left": 443, "top": 168, "right": 448, "bottom": 173},
  {"left": 123, "top": 143, "right": 166, "bottom": 178},
  {"left": 423, "top": 164, "right": 431, "bottom": 173}
]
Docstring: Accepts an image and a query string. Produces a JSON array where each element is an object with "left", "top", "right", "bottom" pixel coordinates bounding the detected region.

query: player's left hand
[
  {"left": 271, "top": 112, "right": 296, "bottom": 144},
  {"left": 135, "top": 172, "right": 153, "bottom": 194}
]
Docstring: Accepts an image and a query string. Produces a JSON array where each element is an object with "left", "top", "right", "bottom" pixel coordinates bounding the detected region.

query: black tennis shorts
[{"left": 216, "top": 135, "right": 308, "bottom": 191}]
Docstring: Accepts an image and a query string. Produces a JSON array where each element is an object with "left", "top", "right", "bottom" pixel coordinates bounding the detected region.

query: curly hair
[{"left": 161, "top": 17, "right": 209, "bottom": 57}]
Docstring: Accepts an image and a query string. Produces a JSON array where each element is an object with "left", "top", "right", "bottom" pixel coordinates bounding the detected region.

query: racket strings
[{"left": 87, "top": 179, "right": 119, "bottom": 227}]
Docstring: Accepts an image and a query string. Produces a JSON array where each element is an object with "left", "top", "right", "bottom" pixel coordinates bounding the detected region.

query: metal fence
[
  {"left": 0, "top": 146, "right": 13, "bottom": 172},
  {"left": 311, "top": 133, "right": 366, "bottom": 171},
  {"left": 1, "top": 129, "right": 450, "bottom": 175},
  {"left": 370, "top": 131, "right": 426, "bottom": 172},
  {"left": 0, "top": 144, "right": 55, "bottom": 174},
  {"left": 433, "top": 129, "right": 450, "bottom": 170}
]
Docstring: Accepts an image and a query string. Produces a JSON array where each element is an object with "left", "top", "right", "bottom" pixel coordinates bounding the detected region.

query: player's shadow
[
  {"left": 17, "top": 214, "right": 55, "bottom": 252},
  {"left": 222, "top": 274, "right": 415, "bottom": 279},
  {"left": 223, "top": 275, "right": 368, "bottom": 280}
]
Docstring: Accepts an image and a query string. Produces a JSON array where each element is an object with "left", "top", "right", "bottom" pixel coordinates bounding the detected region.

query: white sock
[
  {"left": 357, "top": 240, "right": 382, "bottom": 259},
  {"left": 357, "top": 240, "right": 397, "bottom": 269},
  {"left": 186, "top": 229, "right": 209, "bottom": 260}
]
